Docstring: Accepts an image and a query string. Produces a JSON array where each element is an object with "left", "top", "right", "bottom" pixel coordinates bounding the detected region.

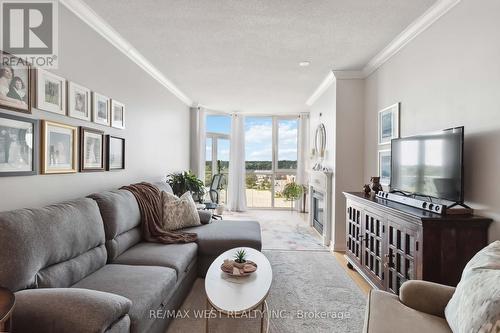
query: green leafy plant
[
  {"left": 282, "top": 182, "right": 304, "bottom": 211},
  {"left": 166, "top": 171, "right": 205, "bottom": 203},
  {"left": 234, "top": 249, "right": 247, "bottom": 263}
]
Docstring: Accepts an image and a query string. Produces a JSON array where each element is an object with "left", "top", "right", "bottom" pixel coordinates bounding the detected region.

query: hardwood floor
[{"left": 332, "top": 251, "right": 372, "bottom": 296}]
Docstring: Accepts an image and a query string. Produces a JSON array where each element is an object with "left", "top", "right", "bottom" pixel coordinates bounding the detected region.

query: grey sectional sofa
[{"left": 0, "top": 182, "right": 262, "bottom": 333}]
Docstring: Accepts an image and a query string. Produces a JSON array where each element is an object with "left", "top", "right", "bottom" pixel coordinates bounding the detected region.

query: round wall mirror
[{"left": 315, "top": 123, "right": 326, "bottom": 157}]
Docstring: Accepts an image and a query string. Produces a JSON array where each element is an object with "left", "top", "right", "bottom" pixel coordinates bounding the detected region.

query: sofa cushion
[
  {"left": 112, "top": 242, "right": 197, "bottom": 278},
  {"left": 14, "top": 288, "right": 131, "bottom": 333},
  {"left": 72, "top": 264, "right": 176, "bottom": 333},
  {"left": 89, "top": 190, "right": 142, "bottom": 260},
  {"left": 0, "top": 198, "right": 106, "bottom": 291},
  {"left": 182, "top": 220, "right": 262, "bottom": 257},
  {"left": 364, "top": 290, "right": 452, "bottom": 333},
  {"left": 162, "top": 191, "right": 201, "bottom": 231},
  {"left": 445, "top": 240, "right": 500, "bottom": 333}
]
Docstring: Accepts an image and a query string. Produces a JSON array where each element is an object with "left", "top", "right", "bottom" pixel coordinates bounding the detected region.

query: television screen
[{"left": 391, "top": 127, "right": 464, "bottom": 202}]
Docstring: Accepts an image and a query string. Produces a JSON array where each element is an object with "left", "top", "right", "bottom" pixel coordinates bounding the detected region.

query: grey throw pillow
[
  {"left": 445, "top": 240, "right": 500, "bottom": 333},
  {"left": 161, "top": 191, "right": 201, "bottom": 231}
]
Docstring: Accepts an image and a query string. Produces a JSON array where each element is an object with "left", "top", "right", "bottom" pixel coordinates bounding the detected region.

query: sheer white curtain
[
  {"left": 189, "top": 107, "right": 206, "bottom": 179},
  {"left": 227, "top": 113, "right": 247, "bottom": 211},
  {"left": 296, "top": 112, "right": 310, "bottom": 211}
]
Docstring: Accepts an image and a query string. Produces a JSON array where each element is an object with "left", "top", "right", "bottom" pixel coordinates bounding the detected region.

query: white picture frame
[
  {"left": 92, "top": 92, "right": 111, "bottom": 126},
  {"left": 67, "top": 81, "right": 91, "bottom": 121},
  {"left": 111, "top": 99, "right": 125, "bottom": 129},
  {"left": 378, "top": 103, "right": 400, "bottom": 145},
  {"left": 36, "top": 69, "right": 66, "bottom": 115},
  {"left": 378, "top": 149, "right": 391, "bottom": 186}
]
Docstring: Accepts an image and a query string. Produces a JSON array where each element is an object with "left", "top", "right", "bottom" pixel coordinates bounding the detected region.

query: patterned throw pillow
[
  {"left": 445, "top": 240, "right": 500, "bottom": 333},
  {"left": 161, "top": 191, "right": 201, "bottom": 231}
]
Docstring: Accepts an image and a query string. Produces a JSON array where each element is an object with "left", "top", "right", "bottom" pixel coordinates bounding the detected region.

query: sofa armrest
[
  {"left": 13, "top": 288, "right": 131, "bottom": 333},
  {"left": 399, "top": 280, "right": 456, "bottom": 318},
  {"left": 198, "top": 210, "right": 213, "bottom": 224}
]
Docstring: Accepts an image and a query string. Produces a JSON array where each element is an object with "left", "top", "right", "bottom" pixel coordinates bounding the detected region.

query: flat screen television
[{"left": 390, "top": 127, "right": 464, "bottom": 203}]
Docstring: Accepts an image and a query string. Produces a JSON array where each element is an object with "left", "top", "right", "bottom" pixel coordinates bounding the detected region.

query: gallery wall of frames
[{"left": 0, "top": 52, "right": 126, "bottom": 177}]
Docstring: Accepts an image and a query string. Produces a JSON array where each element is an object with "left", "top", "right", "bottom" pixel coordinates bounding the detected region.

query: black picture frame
[
  {"left": 0, "top": 112, "right": 38, "bottom": 177},
  {"left": 0, "top": 51, "right": 32, "bottom": 114},
  {"left": 106, "top": 135, "right": 125, "bottom": 171},
  {"left": 80, "top": 126, "right": 105, "bottom": 172}
]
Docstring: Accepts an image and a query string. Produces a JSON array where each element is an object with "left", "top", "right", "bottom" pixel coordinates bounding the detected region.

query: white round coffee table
[{"left": 205, "top": 247, "right": 272, "bottom": 333}]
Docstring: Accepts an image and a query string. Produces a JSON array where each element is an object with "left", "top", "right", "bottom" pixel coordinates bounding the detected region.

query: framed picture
[
  {"left": 378, "top": 149, "right": 391, "bottom": 186},
  {"left": 378, "top": 103, "right": 400, "bottom": 145},
  {"left": 80, "top": 127, "right": 105, "bottom": 172},
  {"left": 92, "top": 92, "right": 110, "bottom": 126},
  {"left": 41, "top": 120, "right": 78, "bottom": 174},
  {"left": 106, "top": 135, "right": 125, "bottom": 170},
  {"left": 0, "top": 52, "right": 32, "bottom": 113},
  {"left": 68, "top": 82, "right": 91, "bottom": 121},
  {"left": 0, "top": 113, "right": 38, "bottom": 176},
  {"left": 111, "top": 100, "right": 125, "bottom": 129},
  {"left": 36, "top": 69, "right": 66, "bottom": 115}
]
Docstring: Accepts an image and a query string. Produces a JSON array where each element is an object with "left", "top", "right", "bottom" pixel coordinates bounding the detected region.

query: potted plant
[
  {"left": 233, "top": 248, "right": 247, "bottom": 268},
  {"left": 282, "top": 182, "right": 304, "bottom": 211},
  {"left": 166, "top": 171, "right": 205, "bottom": 203}
]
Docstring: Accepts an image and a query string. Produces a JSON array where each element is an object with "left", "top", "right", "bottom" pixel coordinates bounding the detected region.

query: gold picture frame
[{"left": 41, "top": 120, "right": 78, "bottom": 174}]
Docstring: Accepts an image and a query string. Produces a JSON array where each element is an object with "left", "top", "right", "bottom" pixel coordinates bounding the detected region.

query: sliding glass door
[
  {"left": 205, "top": 115, "right": 230, "bottom": 204},
  {"left": 245, "top": 116, "right": 298, "bottom": 208}
]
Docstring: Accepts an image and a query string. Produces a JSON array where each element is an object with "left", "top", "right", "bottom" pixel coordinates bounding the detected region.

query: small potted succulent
[{"left": 233, "top": 248, "right": 247, "bottom": 268}]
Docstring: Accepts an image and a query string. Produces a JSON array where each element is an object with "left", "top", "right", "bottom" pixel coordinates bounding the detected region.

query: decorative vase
[
  {"left": 216, "top": 204, "right": 224, "bottom": 215},
  {"left": 371, "top": 177, "right": 383, "bottom": 194}
]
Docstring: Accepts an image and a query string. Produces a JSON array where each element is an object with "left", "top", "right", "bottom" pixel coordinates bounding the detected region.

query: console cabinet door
[
  {"left": 385, "top": 217, "right": 420, "bottom": 294},
  {"left": 346, "top": 201, "right": 363, "bottom": 267},
  {"left": 361, "top": 210, "right": 386, "bottom": 289}
]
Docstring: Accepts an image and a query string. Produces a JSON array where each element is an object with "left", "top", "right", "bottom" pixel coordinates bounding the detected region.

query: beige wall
[
  {"left": 335, "top": 79, "right": 365, "bottom": 250},
  {"left": 0, "top": 5, "right": 190, "bottom": 211},
  {"left": 364, "top": 0, "right": 500, "bottom": 241},
  {"left": 309, "top": 78, "right": 365, "bottom": 250}
]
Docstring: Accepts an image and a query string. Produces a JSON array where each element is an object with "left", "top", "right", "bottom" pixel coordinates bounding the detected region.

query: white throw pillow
[
  {"left": 161, "top": 191, "right": 201, "bottom": 231},
  {"left": 445, "top": 240, "right": 500, "bottom": 333}
]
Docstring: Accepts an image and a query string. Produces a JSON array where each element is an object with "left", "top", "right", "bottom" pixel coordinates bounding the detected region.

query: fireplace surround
[{"left": 308, "top": 170, "right": 333, "bottom": 247}]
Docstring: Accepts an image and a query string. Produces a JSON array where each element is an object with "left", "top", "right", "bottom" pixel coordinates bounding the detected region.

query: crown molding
[
  {"left": 305, "top": 71, "right": 336, "bottom": 107},
  {"left": 362, "top": 0, "right": 461, "bottom": 77},
  {"left": 306, "top": 0, "right": 461, "bottom": 105},
  {"left": 60, "top": 0, "right": 193, "bottom": 106},
  {"left": 333, "top": 71, "right": 365, "bottom": 80}
]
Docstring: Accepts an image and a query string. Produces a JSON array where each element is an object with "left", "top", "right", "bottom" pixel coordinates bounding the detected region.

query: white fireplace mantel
[{"left": 308, "top": 170, "right": 333, "bottom": 247}]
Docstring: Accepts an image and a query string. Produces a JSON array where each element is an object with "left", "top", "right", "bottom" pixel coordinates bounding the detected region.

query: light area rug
[
  {"left": 224, "top": 210, "right": 326, "bottom": 251},
  {"left": 166, "top": 250, "right": 366, "bottom": 333}
]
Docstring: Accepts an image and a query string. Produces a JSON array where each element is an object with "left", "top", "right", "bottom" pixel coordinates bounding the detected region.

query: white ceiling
[{"left": 83, "top": 0, "right": 436, "bottom": 113}]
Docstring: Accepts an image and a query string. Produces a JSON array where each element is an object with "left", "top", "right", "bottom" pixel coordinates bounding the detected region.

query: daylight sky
[{"left": 206, "top": 115, "right": 298, "bottom": 162}]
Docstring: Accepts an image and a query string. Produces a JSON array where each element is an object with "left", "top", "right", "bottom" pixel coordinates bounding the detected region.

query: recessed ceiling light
[{"left": 299, "top": 61, "right": 310, "bottom": 67}]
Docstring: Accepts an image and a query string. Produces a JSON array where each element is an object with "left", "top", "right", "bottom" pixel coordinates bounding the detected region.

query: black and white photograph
[
  {"left": 80, "top": 127, "right": 104, "bottom": 172},
  {"left": 0, "top": 113, "right": 37, "bottom": 176},
  {"left": 36, "top": 69, "right": 66, "bottom": 115},
  {"left": 0, "top": 52, "right": 31, "bottom": 113},
  {"left": 41, "top": 121, "right": 77, "bottom": 174},
  {"left": 378, "top": 149, "right": 391, "bottom": 186},
  {"left": 111, "top": 100, "right": 125, "bottom": 129},
  {"left": 106, "top": 135, "right": 125, "bottom": 170},
  {"left": 92, "top": 92, "right": 110, "bottom": 126},
  {"left": 378, "top": 103, "right": 400, "bottom": 145},
  {"left": 68, "top": 82, "right": 91, "bottom": 121}
]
